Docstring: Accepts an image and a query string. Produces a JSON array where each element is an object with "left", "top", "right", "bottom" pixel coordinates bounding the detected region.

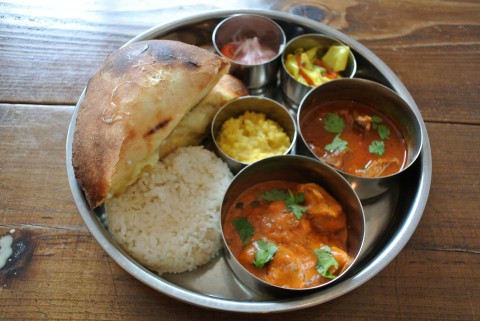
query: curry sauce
[
  {"left": 300, "top": 100, "right": 407, "bottom": 177},
  {"left": 223, "top": 180, "right": 352, "bottom": 289}
]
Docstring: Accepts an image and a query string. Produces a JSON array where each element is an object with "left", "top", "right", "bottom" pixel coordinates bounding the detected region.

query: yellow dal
[{"left": 217, "top": 111, "right": 291, "bottom": 163}]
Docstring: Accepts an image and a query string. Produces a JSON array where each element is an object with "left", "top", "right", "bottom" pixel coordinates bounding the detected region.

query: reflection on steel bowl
[
  {"left": 297, "top": 78, "right": 423, "bottom": 200},
  {"left": 220, "top": 155, "right": 365, "bottom": 295}
]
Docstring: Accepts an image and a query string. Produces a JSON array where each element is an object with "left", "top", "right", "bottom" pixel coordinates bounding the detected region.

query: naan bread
[
  {"left": 158, "top": 74, "right": 249, "bottom": 160},
  {"left": 72, "top": 40, "right": 230, "bottom": 209}
]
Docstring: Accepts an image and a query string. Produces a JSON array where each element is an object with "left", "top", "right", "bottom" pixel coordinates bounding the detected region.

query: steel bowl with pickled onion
[{"left": 213, "top": 14, "right": 286, "bottom": 89}]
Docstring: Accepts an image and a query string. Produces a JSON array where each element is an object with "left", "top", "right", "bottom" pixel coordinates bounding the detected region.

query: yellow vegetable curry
[{"left": 216, "top": 111, "right": 291, "bottom": 163}]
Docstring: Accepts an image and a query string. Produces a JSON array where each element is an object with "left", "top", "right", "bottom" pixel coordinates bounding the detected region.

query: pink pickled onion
[{"left": 229, "top": 37, "right": 277, "bottom": 65}]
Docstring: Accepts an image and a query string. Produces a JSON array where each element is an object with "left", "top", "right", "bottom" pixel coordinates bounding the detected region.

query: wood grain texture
[
  {"left": 1, "top": 1, "right": 479, "bottom": 124},
  {"left": 0, "top": 105, "right": 81, "bottom": 228},
  {"left": 1, "top": 0, "right": 479, "bottom": 319}
]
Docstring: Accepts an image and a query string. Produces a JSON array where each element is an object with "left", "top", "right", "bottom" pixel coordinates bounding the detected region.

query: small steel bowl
[
  {"left": 297, "top": 78, "right": 424, "bottom": 200},
  {"left": 211, "top": 95, "right": 297, "bottom": 174},
  {"left": 280, "top": 33, "right": 357, "bottom": 106},
  {"left": 212, "top": 14, "right": 286, "bottom": 89},
  {"left": 220, "top": 155, "right": 365, "bottom": 295}
]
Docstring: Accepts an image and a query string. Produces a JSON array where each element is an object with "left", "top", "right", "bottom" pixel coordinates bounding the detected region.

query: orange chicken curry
[
  {"left": 300, "top": 100, "right": 407, "bottom": 177},
  {"left": 223, "top": 180, "right": 352, "bottom": 289}
]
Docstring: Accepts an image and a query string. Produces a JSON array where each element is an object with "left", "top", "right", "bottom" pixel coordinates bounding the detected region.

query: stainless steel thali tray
[{"left": 66, "top": 9, "right": 432, "bottom": 313}]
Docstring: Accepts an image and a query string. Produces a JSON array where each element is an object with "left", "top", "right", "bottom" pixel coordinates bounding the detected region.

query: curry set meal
[{"left": 72, "top": 14, "right": 413, "bottom": 294}]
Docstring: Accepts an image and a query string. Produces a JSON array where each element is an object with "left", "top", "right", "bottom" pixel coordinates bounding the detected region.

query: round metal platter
[{"left": 66, "top": 9, "right": 432, "bottom": 313}]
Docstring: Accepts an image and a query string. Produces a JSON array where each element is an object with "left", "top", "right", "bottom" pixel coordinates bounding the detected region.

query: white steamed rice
[{"left": 106, "top": 145, "right": 233, "bottom": 274}]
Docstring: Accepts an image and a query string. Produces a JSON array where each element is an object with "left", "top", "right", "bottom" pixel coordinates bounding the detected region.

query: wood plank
[
  {"left": 0, "top": 104, "right": 84, "bottom": 229},
  {"left": 415, "top": 122, "right": 480, "bottom": 251},
  {"left": 1, "top": 0, "right": 479, "bottom": 124},
  {"left": 0, "top": 227, "right": 478, "bottom": 320},
  {"left": 366, "top": 43, "right": 480, "bottom": 125},
  {"left": 0, "top": 0, "right": 274, "bottom": 105}
]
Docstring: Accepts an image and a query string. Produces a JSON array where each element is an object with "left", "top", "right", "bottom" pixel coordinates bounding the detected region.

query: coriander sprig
[
  {"left": 314, "top": 246, "right": 339, "bottom": 279},
  {"left": 253, "top": 239, "right": 278, "bottom": 268},
  {"left": 323, "top": 112, "right": 391, "bottom": 156},
  {"left": 258, "top": 188, "right": 307, "bottom": 220},
  {"left": 232, "top": 217, "right": 254, "bottom": 246}
]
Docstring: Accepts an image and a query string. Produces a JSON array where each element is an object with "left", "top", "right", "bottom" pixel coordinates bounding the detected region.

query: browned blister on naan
[{"left": 72, "top": 40, "right": 230, "bottom": 209}]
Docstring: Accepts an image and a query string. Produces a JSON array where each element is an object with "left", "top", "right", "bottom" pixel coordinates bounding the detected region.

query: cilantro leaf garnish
[
  {"left": 253, "top": 239, "right": 278, "bottom": 268},
  {"left": 232, "top": 217, "right": 254, "bottom": 246},
  {"left": 285, "top": 190, "right": 307, "bottom": 219},
  {"left": 258, "top": 188, "right": 307, "bottom": 220},
  {"left": 377, "top": 124, "right": 390, "bottom": 140},
  {"left": 324, "top": 113, "right": 345, "bottom": 134},
  {"left": 314, "top": 246, "right": 339, "bottom": 279},
  {"left": 258, "top": 188, "right": 289, "bottom": 202},
  {"left": 370, "top": 116, "right": 390, "bottom": 139},
  {"left": 371, "top": 115, "right": 383, "bottom": 125},
  {"left": 369, "top": 140, "right": 385, "bottom": 156},
  {"left": 325, "top": 134, "right": 348, "bottom": 152}
]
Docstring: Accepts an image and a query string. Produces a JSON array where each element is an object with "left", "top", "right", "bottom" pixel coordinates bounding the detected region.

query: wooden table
[{"left": 1, "top": 1, "right": 479, "bottom": 320}]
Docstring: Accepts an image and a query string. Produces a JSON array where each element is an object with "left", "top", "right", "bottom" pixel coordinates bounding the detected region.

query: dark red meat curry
[{"left": 300, "top": 100, "right": 407, "bottom": 177}]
